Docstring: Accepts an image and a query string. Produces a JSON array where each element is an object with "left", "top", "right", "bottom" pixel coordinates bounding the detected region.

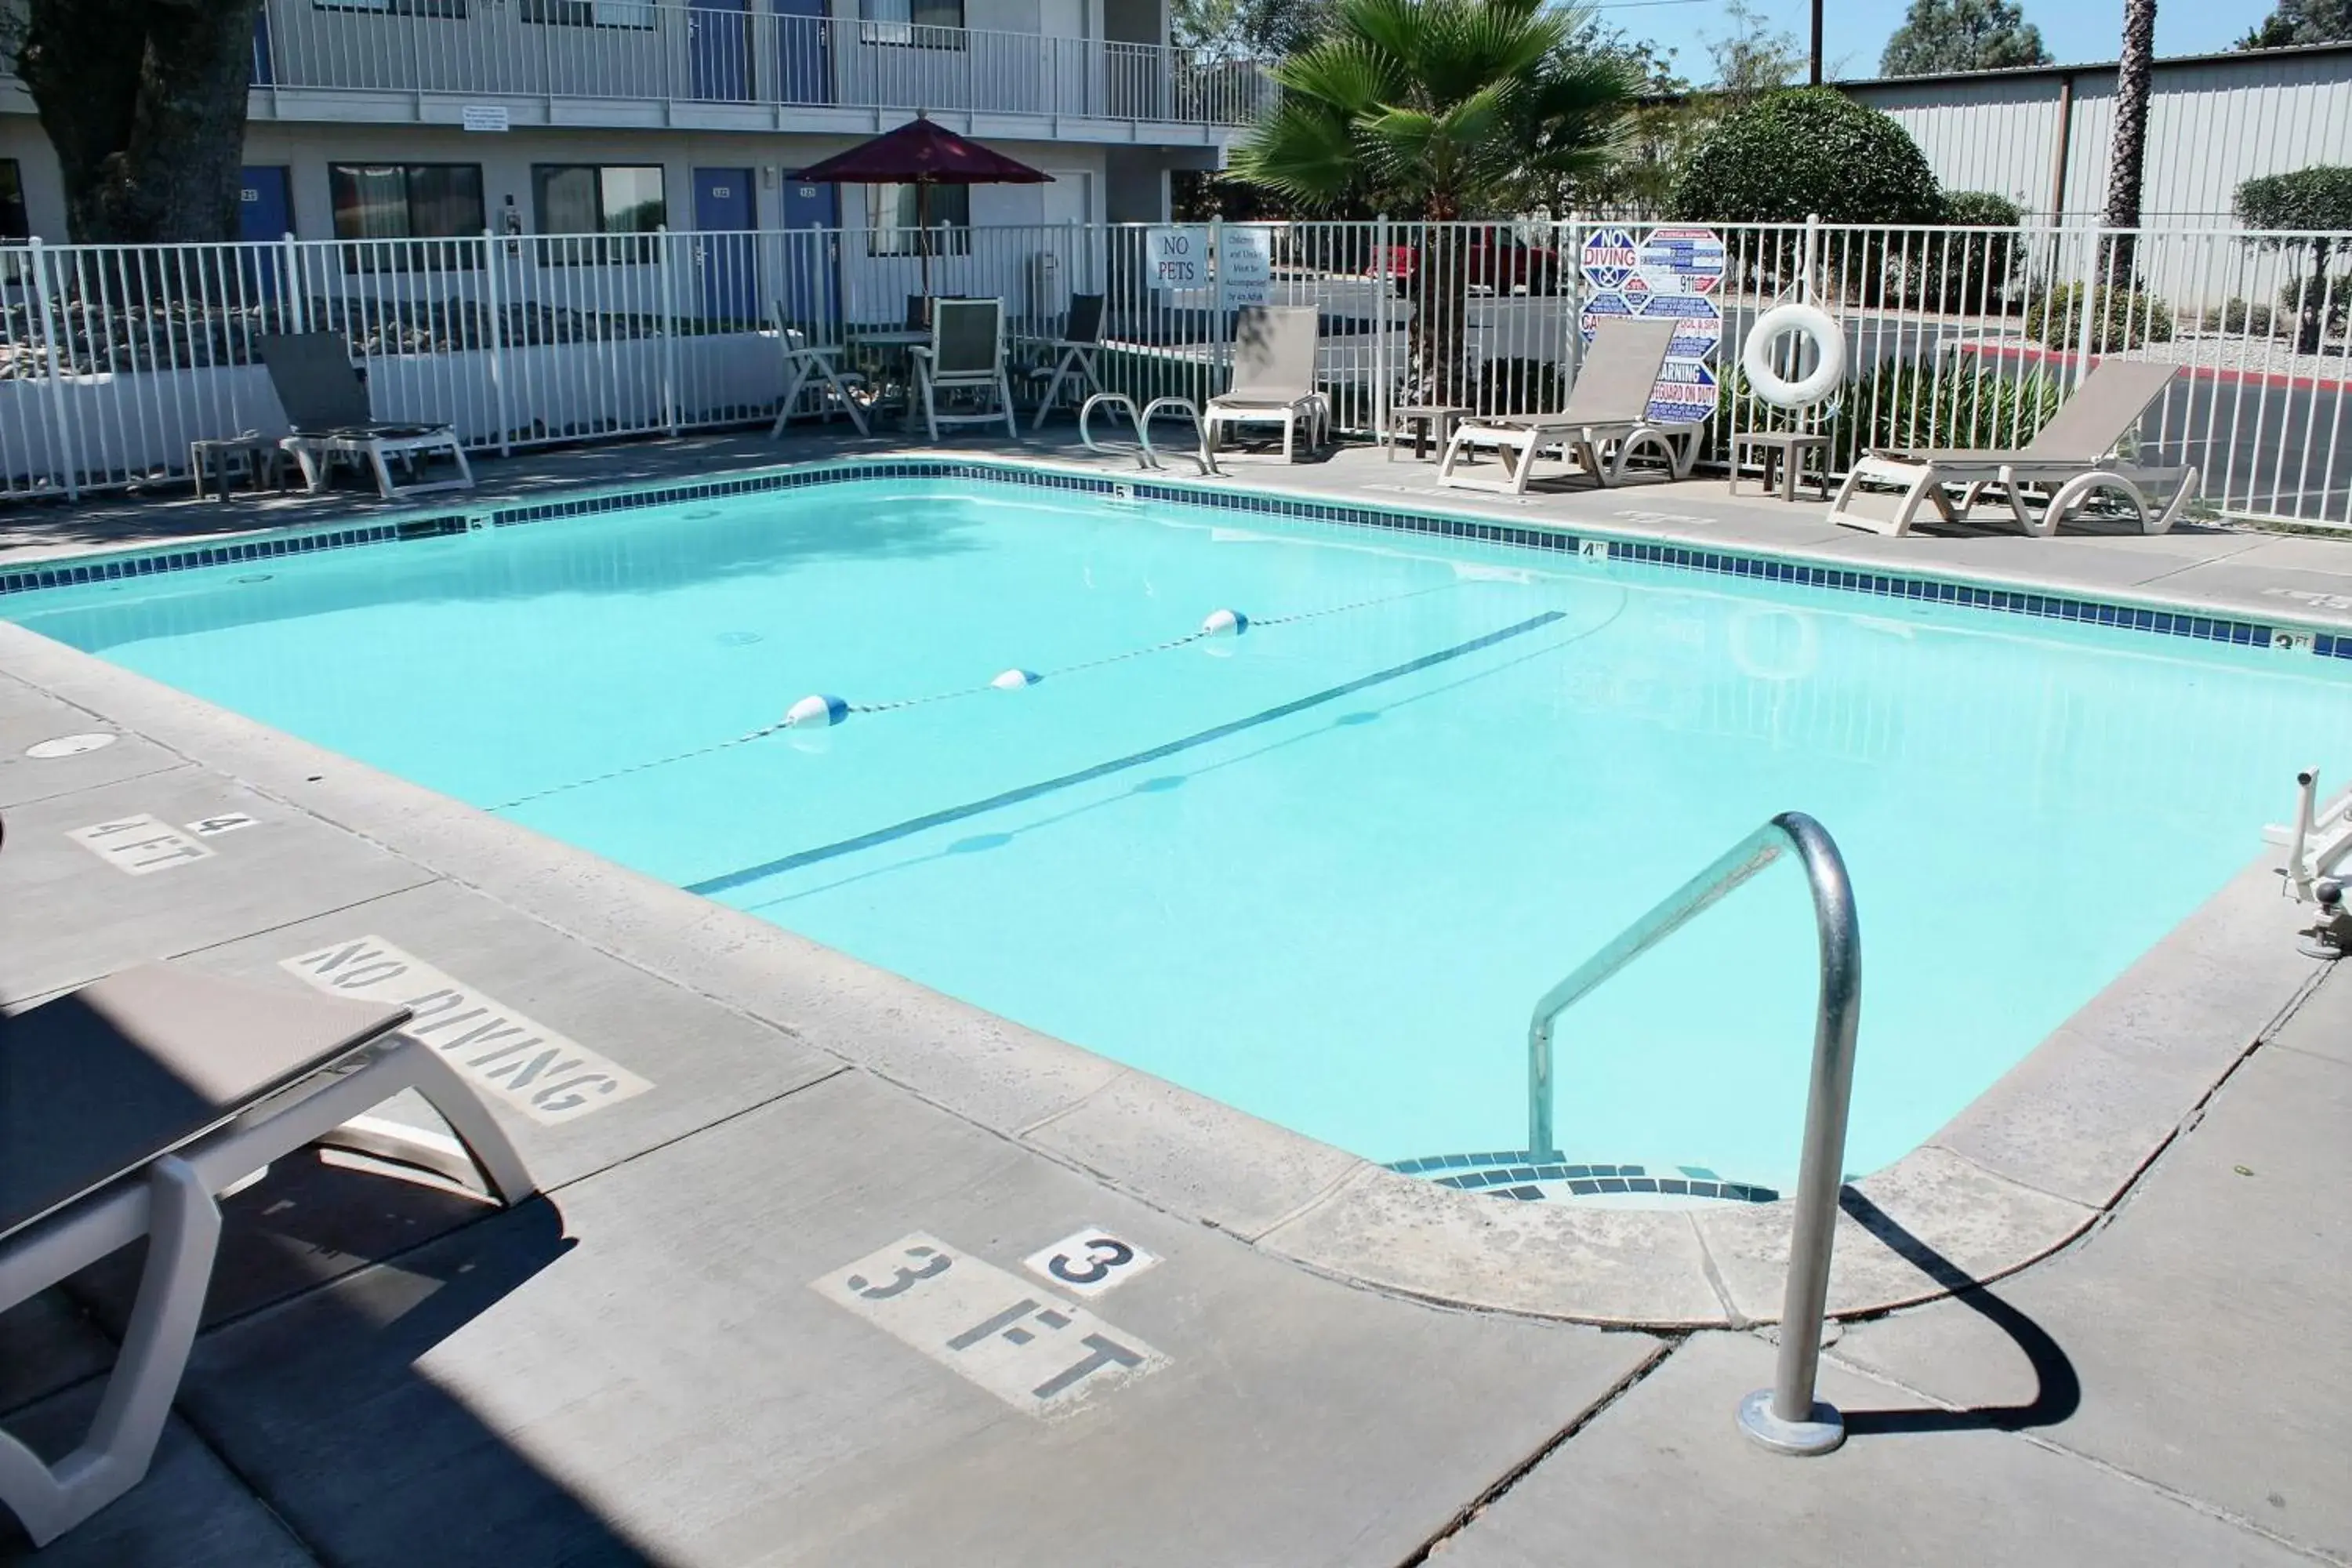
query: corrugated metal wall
[{"left": 1847, "top": 45, "right": 2352, "bottom": 225}]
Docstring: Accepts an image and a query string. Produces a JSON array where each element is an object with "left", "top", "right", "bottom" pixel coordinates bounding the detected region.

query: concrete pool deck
[{"left": 2, "top": 426, "right": 2349, "bottom": 1563}]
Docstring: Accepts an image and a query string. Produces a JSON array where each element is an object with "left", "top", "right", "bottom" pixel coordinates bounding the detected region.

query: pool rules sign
[{"left": 1581, "top": 224, "right": 1725, "bottom": 426}]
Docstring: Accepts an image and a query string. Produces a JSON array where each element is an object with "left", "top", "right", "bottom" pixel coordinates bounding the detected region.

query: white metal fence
[
  {"left": 2, "top": 218, "right": 2348, "bottom": 524},
  {"left": 241, "top": 0, "right": 1275, "bottom": 127}
]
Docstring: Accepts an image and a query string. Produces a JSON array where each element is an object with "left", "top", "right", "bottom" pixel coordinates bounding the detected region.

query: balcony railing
[{"left": 229, "top": 0, "right": 1276, "bottom": 129}]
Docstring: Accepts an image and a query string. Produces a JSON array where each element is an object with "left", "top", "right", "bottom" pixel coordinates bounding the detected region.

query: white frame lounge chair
[
  {"left": 768, "top": 307, "right": 870, "bottom": 437},
  {"left": 908, "top": 296, "right": 1018, "bottom": 442},
  {"left": 0, "top": 961, "right": 533, "bottom": 1546},
  {"left": 1026, "top": 292, "right": 1112, "bottom": 433},
  {"left": 1204, "top": 306, "right": 1330, "bottom": 463},
  {"left": 254, "top": 332, "right": 474, "bottom": 501},
  {"left": 1827, "top": 359, "right": 2194, "bottom": 538},
  {"left": 1437, "top": 320, "right": 1697, "bottom": 497}
]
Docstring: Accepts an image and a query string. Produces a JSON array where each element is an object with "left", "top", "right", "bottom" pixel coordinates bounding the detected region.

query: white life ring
[{"left": 1741, "top": 303, "right": 1846, "bottom": 409}]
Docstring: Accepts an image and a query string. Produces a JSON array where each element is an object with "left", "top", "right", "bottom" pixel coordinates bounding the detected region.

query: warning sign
[
  {"left": 1647, "top": 360, "right": 1719, "bottom": 426},
  {"left": 1581, "top": 226, "right": 1639, "bottom": 292},
  {"left": 1577, "top": 223, "right": 1726, "bottom": 424}
]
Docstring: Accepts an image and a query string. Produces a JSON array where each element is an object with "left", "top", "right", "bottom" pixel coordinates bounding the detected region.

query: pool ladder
[
  {"left": 1524, "top": 811, "right": 1861, "bottom": 1457},
  {"left": 1080, "top": 392, "right": 1221, "bottom": 477}
]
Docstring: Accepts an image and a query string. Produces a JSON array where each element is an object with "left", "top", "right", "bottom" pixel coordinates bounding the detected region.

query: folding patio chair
[
  {"left": 0, "top": 947, "right": 533, "bottom": 1545},
  {"left": 908, "top": 296, "right": 1018, "bottom": 441},
  {"left": 1025, "top": 293, "right": 1112, "bottom": 433},
  {"left": 768, "top": 308, "right": 870, "bottom": 437},
  {"left": 1437, "top": 320, "right": 1698, "bottom": 496},
  {"left": 253, "top": 333, "right": 474, "bottom": 501},
  {"left": 1203, "top": 305, "right": 1329, "bottom": 463},
  {"left": 1826, "top": 359, "right": 2194, "bottom": 537}
]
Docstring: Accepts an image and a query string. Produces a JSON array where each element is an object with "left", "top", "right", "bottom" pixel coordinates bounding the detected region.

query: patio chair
[
  {"left": 253, "top": 332, "right": 474, "bottom": 501},
  {"left": 1436, "top": 320, "right": 1696, "bottom": 496},
  {"left": 1026, "top": 293, "right": 1112, "bottom": 434},
  {"left": 768, "top": 307, "right": 869, "bottom": 438},
  {"left": 1203, "top": 306, "right": 1329, "bottom": 463},
  {"left": 1826, "top": 359, "right": 2194, "bottom": 538},
  {"left": 0, "top": 923, "right": 532, "bottom": 1544},
  {"left": 908, "top": 296, "right": 1018, "bottom": 441}
]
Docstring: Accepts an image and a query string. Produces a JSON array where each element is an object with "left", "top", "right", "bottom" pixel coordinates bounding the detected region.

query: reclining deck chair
[
  {"left": 1027, "top": 293, "right": 1112, "bottom": 433},
  {"left": 769, "top": 307, "right": 869, "bottom": 438},
  {"left": 1827, "top": 358, "right": 2193, "bottom": 537},
  {"left": 0, "top": 929, "right": 532, "bottom": 1544},
  {"left": 255, "top": 332, "right": 474, "bottom": 501},
  {"left": 908, "top": 296, "right": 1018, "bottom": 441},
  {"left": 1204, "top": 306, "right": 1329, "bottom": 462},
  {"left": 1438, "top": 320, "right": 1695, "bottom": 496}
]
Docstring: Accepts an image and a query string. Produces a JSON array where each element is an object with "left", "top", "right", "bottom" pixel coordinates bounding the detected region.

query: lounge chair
[
  {"left": 908, "top": 296, "right": 1018, "bottom": 442},
  {"left": 1437, "top": 320, "right": 1697, "bottom": 496},
  {"left": 769, "top": 308, "right": 870, "bottom": 437},
  {"left": 253, "top": 332, "right": 474, "bottom": 501},
  {"left": 0, "top": 947, "right": 532, "bottom": 1545},
  {"left": 1827, "top": 359, "right": 2194, "bottom": 537},
  {"left": 1025, "top": 293, "right": 1112, "bottom": 433},
  {"left": 1204, "top": 305, "right": 1329, "bottom": 463}
]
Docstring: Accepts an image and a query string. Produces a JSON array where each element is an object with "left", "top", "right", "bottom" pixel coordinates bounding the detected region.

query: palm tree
[
  {"left": 2100, "top": 0, "right": 2158, "bottom": 287},
  {"left": 1225, "top": 0, "right": 1633, "bottom": 399}
]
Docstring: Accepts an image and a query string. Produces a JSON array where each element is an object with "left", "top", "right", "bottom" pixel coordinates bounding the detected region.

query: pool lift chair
[{"left": 2266, "top": 768, "right": 2352, "bottom": 959}]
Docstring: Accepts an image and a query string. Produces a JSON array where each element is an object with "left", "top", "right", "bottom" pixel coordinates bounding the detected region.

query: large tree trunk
[
  {"left": 13, "top": 0, "right": 266, "bottom": 244},
  {"left": 2100, "top": 0, "right": 2158, "bottom": 289}
]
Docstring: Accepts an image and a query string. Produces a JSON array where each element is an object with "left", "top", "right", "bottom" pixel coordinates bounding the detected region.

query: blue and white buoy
[
  {"left": 991, "top": 668, "right": 1041, "bottom": 690},
  {"left": 1200, "top": 608, "right": 1249, "bottom": 637},
  {"left": 784, "top": 694, "right": 849, "bottom": 728}
]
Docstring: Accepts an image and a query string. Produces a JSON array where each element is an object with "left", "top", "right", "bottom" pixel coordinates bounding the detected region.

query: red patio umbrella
[{"left": 791, "top": 116, "right": 1051, "bottom": 305}]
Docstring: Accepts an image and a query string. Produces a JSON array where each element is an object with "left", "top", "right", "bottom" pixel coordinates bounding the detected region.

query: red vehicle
[{"left": 1372, "top": 226, "right": 1566, "bottom": 295}]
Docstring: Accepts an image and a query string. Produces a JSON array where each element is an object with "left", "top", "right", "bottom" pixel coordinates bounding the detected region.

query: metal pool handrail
[{"left": 1524, "top": 811, "right": 1861, "bottom": 1456}]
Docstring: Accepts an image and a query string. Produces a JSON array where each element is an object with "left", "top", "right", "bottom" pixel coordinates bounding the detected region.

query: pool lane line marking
[
  {"left": 684, "top": 610, "right": 1566, "bottom": 897},
  {"left": 812, "top": 1232, "right": 1165, "bottom": 1417}
]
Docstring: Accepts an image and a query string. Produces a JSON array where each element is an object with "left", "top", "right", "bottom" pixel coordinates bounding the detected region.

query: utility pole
[{"left": 1809, "top": 0, "right": 1824, "bottom": 85}]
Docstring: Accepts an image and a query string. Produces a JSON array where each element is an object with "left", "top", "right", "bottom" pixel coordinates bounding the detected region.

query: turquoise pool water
[{"left": 12, "top": 479, "right": 2347, "bottom": 1187}]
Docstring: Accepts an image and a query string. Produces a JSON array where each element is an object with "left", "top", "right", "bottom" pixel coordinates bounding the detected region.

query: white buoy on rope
[
  {"left": 1200, "top": 608, "right": 1249, "bottom": 637},
  {"left": 785, "top": 694, "right": 849, "bottom": 728},
  {"left": 991, "top": 668, "right": 1041, "bottom": 690}
]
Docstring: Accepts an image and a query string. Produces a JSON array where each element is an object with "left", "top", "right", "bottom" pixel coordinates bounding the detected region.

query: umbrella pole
[{"left": 917, "top": 182, "right": 933, "bottom": 312}]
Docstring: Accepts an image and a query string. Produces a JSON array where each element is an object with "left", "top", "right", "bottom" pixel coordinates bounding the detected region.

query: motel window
[
  {"left": 329, "top": 162, "right": 486, "bottom": 269},
  {"left": 532, "top": 165, "right": 667, "bottom": 263},
  {"left": 313, "top": 0, "right": 467, "bottom": 16},
  {"left": 0, "top": 162, "right": 29, "bottom": 241},
  {"left": 522, "top": 0, "right": 655, "bottom": 26},
  {"left": 858, "top": 0, "right": 965, "bottom": 46},
  {"left": 866, "top": 183, "right": 970, "bottom": 256}
]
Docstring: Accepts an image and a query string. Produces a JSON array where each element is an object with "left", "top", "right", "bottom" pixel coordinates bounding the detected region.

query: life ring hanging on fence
[{"left": 1741, "top": 303, "right": 1847, "bottom": 409}]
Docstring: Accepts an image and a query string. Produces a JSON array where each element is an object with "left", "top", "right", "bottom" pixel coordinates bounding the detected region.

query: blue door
[
  {"left": 779, "top": 179, "right": 840, "bottom": 335},
  {"left": 238, "top": 166, "right": 293, "bottom": 298},
  {"left": 693, "top": 168, "right": 759, "bottom": 326},
  {"left": 688, "top": 0, "right": 752, "bottom": 102},
  {"left": 773, "top": 0, "right": 832, "bottom": 103}
]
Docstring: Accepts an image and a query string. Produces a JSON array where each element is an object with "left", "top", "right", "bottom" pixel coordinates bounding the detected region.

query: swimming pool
[{"left": 10, "top": 470, "right": 2346, "bottom": 1191}]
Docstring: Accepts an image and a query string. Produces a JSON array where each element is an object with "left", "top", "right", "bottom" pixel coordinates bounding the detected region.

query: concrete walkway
[{"left": 1438, "top": 970, "right": 2352, "bottom": 1566}]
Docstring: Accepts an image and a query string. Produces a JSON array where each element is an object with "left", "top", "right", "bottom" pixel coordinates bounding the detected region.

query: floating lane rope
[{"left": 490, "top": 583, "right": 1467, "bottom": 810}]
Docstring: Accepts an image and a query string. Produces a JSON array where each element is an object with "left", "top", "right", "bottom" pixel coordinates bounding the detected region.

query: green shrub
[
  {"left": 2278, "top": 273, "right": 2352, "bottom": 342},
  {"left": 2220, "top": 296, "right": 2277, "bottom": 337},
  {"left": 1711, "top": 354, "right": 2063, "bottom": 477},
  {"left": 1897, "top": 190, "right": 2028, "bottom": 313},
  {"left": 1668, "top": 89, "right": 1944, "bottom": 226},
  {"left": 1478, "top": 357, "right": 1567, "bottom": 416},
  {"left": 2025, "top": 281, "right": 2176, "bottom": 353}
]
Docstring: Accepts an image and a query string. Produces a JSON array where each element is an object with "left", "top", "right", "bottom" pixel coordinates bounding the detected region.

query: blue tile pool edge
[{"left": 5, "top": 456, "right": 2347, "bottom": 664}]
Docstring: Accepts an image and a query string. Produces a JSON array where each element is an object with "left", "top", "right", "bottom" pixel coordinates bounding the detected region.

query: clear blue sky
[{"left": 1594, "top": 0, "right": 2281, "bottom": 83}]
